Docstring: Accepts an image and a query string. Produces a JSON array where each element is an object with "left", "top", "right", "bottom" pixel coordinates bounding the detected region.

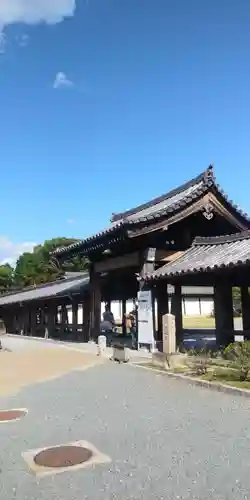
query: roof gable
[
  {"left": 111, "top": 165, "right": 214, "bottom": 223},
  {"left": 53, "top": 165, "right": 250, "bottom": 257}
]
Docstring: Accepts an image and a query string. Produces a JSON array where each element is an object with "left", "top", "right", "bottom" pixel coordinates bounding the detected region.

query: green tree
[
  {"left": 13, "top": 238, "right": 88, "bottom": 288},
  {"left": 0, "top": 264, "right": 13, "bottom": 294}
]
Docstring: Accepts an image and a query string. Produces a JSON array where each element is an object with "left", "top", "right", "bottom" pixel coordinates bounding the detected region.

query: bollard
[{"left": 97, "top": 335, "right": 107, "bottom": 356}]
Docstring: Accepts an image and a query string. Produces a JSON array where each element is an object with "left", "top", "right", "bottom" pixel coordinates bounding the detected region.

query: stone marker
[
  {"left": 163, "top": 313, "right": 176, "bottom": 354},
  {"left": 97, "top": 335, "right": 107, "bottom": 356}
]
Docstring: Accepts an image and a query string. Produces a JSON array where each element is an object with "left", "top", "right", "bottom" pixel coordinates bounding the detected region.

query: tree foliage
[
  {"left": 0, "top": 264, "right": 13, "bottom": 294},
  {"left": 1, "top": 238, "right": 88, "bottom": 291}
]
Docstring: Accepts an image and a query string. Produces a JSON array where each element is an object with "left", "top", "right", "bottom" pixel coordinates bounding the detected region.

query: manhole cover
[
  {"left": 0, "top": 410, "right": 27, "bottom": 422},
  {"left": 34, "top": 446, "right": 93, "bottom": 468}
]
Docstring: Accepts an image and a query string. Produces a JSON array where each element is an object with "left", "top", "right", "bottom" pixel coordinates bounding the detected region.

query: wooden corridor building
[
  {"left": 0, "top": 273, "right": 90, "bottom": 340},
  {"left": 146, "top": 231, "right": 250, "bottom": 347},
  {"left": 52, "top": 165, "right": 250, "bottom": 347},
  {"left": 1, "top": 165, "right": 250, "bottom": 347}
]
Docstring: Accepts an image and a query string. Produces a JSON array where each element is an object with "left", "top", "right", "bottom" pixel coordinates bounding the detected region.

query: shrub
[
  {"left": 189, "top": 345, "right": 213, "bottom": 375},
  {"left": 224, "top": 341, "right": 250, "bottom": 381}
]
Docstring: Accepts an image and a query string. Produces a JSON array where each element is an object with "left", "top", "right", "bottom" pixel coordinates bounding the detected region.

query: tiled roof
[
  {"left": 148, "top": 231, "right": 250, "bottom": 280},
  {"left": 53, "top": 165, "right": 250, "bottom": 256},
  {"left": 0, "top": 273, "right": 89, "bottom": 306}
]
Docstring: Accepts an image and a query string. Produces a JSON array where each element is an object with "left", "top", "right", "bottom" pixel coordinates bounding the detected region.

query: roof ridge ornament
[
  {"left": 204, "top": 164, "right": 215, "bottom": 185},
  {"left": 202, "top": 202, "right": 214, "bottom": 220}
]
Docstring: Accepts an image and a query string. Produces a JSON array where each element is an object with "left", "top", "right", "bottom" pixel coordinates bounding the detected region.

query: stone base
[{"left": 152, "top": 352, "right": 188, "bottom": 370}]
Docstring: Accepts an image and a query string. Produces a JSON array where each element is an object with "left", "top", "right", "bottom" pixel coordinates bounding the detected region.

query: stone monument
[{"left": 163, "top": 313, "right": 176, "bottom": 354}]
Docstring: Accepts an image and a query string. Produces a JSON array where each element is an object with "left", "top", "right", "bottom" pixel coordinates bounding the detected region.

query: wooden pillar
[
  {"left": 30, "top": 308, "right": 37, "bottom": 337},
  {"left": 214, "top": 282, "right": 234, "bottom": 347},
  {"left": 82, "top": 293, "right": 91, "bottom": 342},
  {"left": 90, "top": 272, "right": 101, "bottom": 340},
  {"left": 171, "top": 284, "right": 182, "bottom": 348},
  {"left": 122, "top": 299, "right": 127, "bottom": 335},
  {"left": 155, "top": 281, "right": 169, "bottom": 343},
  {"left": 40, "top": 307, "right": 46, "bottom": 337},
  {"left": 61, "top": 304, "right": 68, "bottom": 339},
  {"left": 241, "top": 286, "right": 250, "bottom": 333},
  {"left": 72, "top": 302, "right": 78, "bottom": 340},
  {"left": 23, "top": 308, "right": 31, "bottom": 336},
  {"left": 83, "top": 293, "right": 91, "bottom": 342},
  {"left": 47, "top": 304, "right": 57, "bottom": 338}
]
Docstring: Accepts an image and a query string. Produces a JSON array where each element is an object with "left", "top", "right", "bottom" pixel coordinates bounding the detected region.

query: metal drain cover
[
  {"left": 34, "top": 445, "right": 93, "bottom": 468},
  {"left": 0, "top": 409, "right": 27, "bottom": 422}
]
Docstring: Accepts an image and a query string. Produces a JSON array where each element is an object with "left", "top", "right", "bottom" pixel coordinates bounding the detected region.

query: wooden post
[
  {"left": 61, "top": 304, "right": 68, "bottom": 339},
  {"left": 155, "top": 281, "right": 169, "bottom": 344},
  {"left": 47, "top": 304, "right": 57, "bottom": 338},
  {"left": 83, "top": 293, "right": 91, "bottom": 342},
  {"left": 23, "top": 308, "right": 31, "bottom": 336},
  {"left": 171, "top": 284, "right": 182, "bottom": 348},
  {"left": 40, "top": 307, "right": 45, "bottom": 337},
  {"left": 72, "top": 302, "right": 78, "bottom": 340},
  {"left": 214, "top": 282, "right": 234, "bottom": 347},
  {"left": 30, "top": 308, "right": 37, "bottom": 337},
  {"left": 90, "top": 272, "right": 101, "bottom": 340},
  {"left": 122, "top": 299, "right": 127, "bottom": 334},
  {"left": 241, "top": 286, "right": 250, "bottom": 333}
]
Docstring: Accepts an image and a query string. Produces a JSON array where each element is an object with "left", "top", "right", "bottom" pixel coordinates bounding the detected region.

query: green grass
[
  {"left": 182, "top": 315, "right": 215, "bottom": 329},
  {"left": 201, "top": 367, "right": 250, "bottom": 390}
]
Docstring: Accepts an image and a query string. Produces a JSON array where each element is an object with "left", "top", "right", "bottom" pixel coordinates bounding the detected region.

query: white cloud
[
  {"left": 17, "top": 33, "right": 29, "bottom": 47},
  {"left": 0, "top": 237, "right": 36, "bottom": 266},
  {"left": 0, "top": 1, "right": 76, "bottom": 53},
  {"left": 0, "top": 1, "right": 76, "bottom": 27},
  {"left": 67, "top": 218, "right": 75, "bottom": 224},
  {"left": 53, "top": 71, "right": 74, "bottom": 89},
  {"left": 0, "top": 30, "right": 7, "bottom": 53}
]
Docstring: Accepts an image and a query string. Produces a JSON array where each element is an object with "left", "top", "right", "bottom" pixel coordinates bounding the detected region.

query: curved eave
[
  {"left": 147, "top": 260, "right": 250, "bottom": 282},
  {"left": 147, "top": 230, "right": 250, "bottom": 281},
  {"left": 53, "top": 223, "right": 128, "bottom": 259},
  {"left": 52, "top": 167, "right": 250, "bottom": 259},
  {"left": 211, "top": 183, "right": 250, "bottom": 228}
]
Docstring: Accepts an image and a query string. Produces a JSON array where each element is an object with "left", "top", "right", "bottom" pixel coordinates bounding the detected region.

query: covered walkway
[
  {"left": 147, "top": 231, "right": 250, "bottom": 347},
  {"left": 0, "top": 272, "right": 90, "bottom": 341}
]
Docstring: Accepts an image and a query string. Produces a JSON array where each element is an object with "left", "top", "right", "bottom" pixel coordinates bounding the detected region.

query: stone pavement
[{"left": 0, "top": 336, "right": 250, "bottom": 499}]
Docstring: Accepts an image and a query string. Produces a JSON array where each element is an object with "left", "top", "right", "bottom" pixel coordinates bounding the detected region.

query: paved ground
[
  {"left": 1, "top": 336, "right": 250, "bottom": 500},
  {"left": 0, "top": 336, "right": 103, "bottom": 397}
]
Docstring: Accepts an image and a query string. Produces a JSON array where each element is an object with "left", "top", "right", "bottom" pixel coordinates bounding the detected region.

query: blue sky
[{"left": 0, "top": 0, "right": 250, "bottom": 263}]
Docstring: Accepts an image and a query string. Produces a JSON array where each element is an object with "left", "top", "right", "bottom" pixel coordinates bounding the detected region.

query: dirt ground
[{"left": 0, "top": 347, "right": 104, "bottom": 397}]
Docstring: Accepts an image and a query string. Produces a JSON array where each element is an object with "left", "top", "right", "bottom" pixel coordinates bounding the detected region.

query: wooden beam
[
  {"left": 156, "top": 249, "right": 185, "bottom": 263},
  {"left": 94, "top": 252, "right": 140, "bottom": 273}
]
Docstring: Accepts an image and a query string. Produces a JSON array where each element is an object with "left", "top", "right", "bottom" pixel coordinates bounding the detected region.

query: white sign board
[{"left": 137, "top": 290, "right": 154, "bottom": 346}]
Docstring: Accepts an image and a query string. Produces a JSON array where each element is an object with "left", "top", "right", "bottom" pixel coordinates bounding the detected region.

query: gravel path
[{"left": 0, "top": 352, "right": 250, "bottom": 500}]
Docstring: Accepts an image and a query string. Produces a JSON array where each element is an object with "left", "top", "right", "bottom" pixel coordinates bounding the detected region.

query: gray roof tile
[
  {"left": 0, "top": 273, "right": 89, "bottom": 306},
  {"left": 148, "top": 231, "right": 250, "bottom": 280},
  {"left": 53, "top": 165, "right": 250, "bottom": 257}
]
